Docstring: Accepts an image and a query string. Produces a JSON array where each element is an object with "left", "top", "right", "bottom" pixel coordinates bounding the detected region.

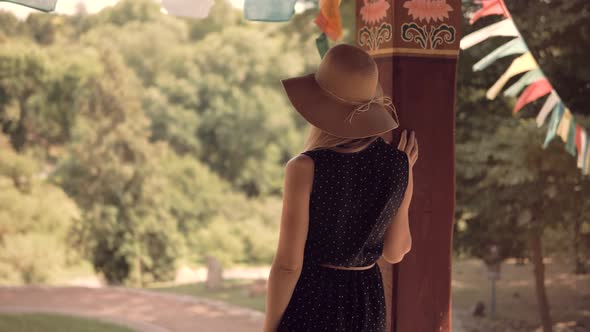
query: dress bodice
[{"left": 300, "top": 136, "right": 410, "bottom": 267}]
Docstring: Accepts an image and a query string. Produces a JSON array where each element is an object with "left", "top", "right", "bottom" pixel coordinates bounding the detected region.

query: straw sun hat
[{"left": 281, "top": 43, "right": 399, "bottom": 139}]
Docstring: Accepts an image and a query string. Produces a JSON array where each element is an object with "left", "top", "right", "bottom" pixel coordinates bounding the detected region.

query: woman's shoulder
[
  {"left": 284, "top": 153, "right": 315, "bottom": 193},
  {"left": 286, "top": 153, "right": 315, "bottom": 174}
]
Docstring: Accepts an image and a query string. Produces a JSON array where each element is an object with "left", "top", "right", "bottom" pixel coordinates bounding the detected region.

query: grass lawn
[
  {"left": 151, "top": 258, "right": 589, "bottom": 331},
  {"left": 0, "top": 313, "right": 134, "bottom": 332}
]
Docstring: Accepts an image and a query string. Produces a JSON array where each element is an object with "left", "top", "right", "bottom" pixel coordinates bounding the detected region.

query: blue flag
[
  {"left": 244, "top": 0, "right": 297, "bottom": 22},
  {"left": 543, "top": 101, "right": 564, "bottom": 149},
  {"left": 504, "top": 68, "right": 544, "bottom": 97},
  {"left": 316, "top": 33, "right": 329, "bottom": 59},
  {"left": 473, "top": 38, "right": 528, "bottom": 71}
]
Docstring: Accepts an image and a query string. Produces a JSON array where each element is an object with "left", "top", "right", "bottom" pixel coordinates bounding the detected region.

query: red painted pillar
[{"left": 355, "top": 1, "right": 462, "bottom": 331}]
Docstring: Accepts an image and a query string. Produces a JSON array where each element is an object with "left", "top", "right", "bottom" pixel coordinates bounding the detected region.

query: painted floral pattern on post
[
  {"left": 403, "top": 0, "right": 452, "bottom": 22},
  {"left": 358, "top": 0, "right": 393, "bottom": 51},
  {"left": 401, "top": 0, "right": 456, "bottom": 49}
]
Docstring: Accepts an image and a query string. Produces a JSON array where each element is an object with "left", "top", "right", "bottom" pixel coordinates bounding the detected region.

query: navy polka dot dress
[{"left": 277, "top": 136, "right": 410, "bottom": 332}]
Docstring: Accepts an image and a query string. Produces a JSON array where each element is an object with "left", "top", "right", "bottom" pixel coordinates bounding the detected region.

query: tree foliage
[
  {"left": 0, "top": 0, "right": 587, "bottom": 286},
  {"left": 455, "top": 1, "right": 590, "bottom": 267}
]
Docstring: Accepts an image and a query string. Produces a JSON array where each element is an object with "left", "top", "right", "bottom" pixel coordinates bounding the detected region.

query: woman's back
[
  {"left": 300, "top": 136, "right": 410, "bottom": 268},
  {"left": 276, "top": 136, "right": 410, "bottom": 332}
]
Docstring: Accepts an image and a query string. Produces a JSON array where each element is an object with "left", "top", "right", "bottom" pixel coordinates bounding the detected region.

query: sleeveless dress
[{"left": 277, "top": 136, "right": 410, "bottom": 332}]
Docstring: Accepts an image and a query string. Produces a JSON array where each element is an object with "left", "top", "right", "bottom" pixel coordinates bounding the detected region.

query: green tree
[
  {"left": 0, "top": 138, "right": 80, "bottom": 284},
  {"left": 457, "top": 2, "right": 590, "bottom": 330},
  {"left": 53, "top": 50, "right": 183, "bottom": 285},
  {"left": 191, "top": 26, "right": 304, "bottom": 196},
  {"left": 0, "top": 42, "right": 47, "bottom": 151}
]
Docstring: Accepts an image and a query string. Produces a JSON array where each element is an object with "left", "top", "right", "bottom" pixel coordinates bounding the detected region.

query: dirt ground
[{"left": 452, "top": 258, "right": 590, "bottom": 332}]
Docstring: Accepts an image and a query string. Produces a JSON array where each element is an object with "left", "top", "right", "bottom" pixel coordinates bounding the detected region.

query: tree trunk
[
  {"left": 529, "top": 230, "right": 553, "bottom": 332},
  {"left": 12, "top": 96, "right": 29, "bottom": 151},
  {"left": 573, "top": 219, "right": 587, "bottom": 274}
]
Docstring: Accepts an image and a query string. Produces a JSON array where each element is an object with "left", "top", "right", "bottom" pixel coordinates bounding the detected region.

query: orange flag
[{"left": 314, "top": 0, "right": 343, "bottom": 41}]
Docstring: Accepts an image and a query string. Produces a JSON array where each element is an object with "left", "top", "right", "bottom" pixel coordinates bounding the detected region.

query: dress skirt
[{"left": 276, "top": 261, "right": 386, "bottom": 332}]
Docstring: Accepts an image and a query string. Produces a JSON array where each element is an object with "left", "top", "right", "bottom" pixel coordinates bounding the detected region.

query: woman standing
[{"left": 263, "top": 44, "right": 418, "bottom": 332}]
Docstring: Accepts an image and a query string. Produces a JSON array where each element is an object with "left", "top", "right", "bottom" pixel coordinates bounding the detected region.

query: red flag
[
  {"left": 470, "top": 0, "right": 511, "bottom": 24},
  {"left": 513, "top": 78, "right": 552, "bottom": 113}
]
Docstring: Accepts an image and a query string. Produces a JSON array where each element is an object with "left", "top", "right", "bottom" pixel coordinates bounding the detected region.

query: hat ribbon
[
  {"left": 314, "top": 74, "right": 399, "bottom": 125},
  {"left": 345, "top": 96, "right": 398, "bottom": 124}
]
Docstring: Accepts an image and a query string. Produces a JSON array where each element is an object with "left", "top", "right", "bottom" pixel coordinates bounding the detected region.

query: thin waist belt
[{"left": 318, "top": 262, "right": 376, "bottom": 271}]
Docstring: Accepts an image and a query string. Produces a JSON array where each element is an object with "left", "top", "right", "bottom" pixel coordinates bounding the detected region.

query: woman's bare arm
[
  {"left": 382, "top": 164, "right": 413, "bottom": 263},
  {"left": 263, "top": 154, "right": 314, "bottom": 332},
  {"left": 382, "top": 129, "right": 418, "bottom": 264}
]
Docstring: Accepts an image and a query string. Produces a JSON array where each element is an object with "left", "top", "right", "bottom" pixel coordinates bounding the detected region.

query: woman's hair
[{"left": 303, "top": 124, "right": 379, "bottom": 152}]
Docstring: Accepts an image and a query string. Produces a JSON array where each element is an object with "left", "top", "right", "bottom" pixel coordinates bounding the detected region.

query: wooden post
[{"left": 355, "top": 1, "right": 462, "bottom": 331}]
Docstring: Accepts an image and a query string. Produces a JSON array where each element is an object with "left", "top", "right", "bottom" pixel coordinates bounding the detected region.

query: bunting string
[
  {"left": 461, "top": 0, "right": 590, "bottom": 176},
  {"left": 242, "top": 0, "right": 589, "bottom": 175}
]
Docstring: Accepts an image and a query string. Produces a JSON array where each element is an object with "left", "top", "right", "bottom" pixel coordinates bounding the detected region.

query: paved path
[{"left": 0, "top": 286, "right": 263, "bottom": 332}]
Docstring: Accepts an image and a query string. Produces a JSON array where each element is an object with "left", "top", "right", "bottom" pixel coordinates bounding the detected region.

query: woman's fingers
[
  {"left": 397, "top": 129, "right": 418, "bottom": 167},
  {"left": 406, "top": 131, "right": 415, "bottom": 156},
  {"left": 410, "top": 135, "right": 418, "bottom": 159},
  {"left": 397, "top": 129, "right": 407, "bottom": 151}
]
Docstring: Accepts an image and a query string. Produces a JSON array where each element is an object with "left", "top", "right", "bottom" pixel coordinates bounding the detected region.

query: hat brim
[{"left": 281, "top": 73, "right": 399, "bottom": 139}]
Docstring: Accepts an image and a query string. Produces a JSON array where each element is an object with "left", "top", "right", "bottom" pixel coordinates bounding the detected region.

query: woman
[{"left": 263, "top": 44, "right": 418, "bottom": 332}]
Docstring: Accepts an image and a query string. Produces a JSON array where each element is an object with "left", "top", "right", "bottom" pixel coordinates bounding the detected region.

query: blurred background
[{"left": 0, "top": 0, "right": 588, "bottom": 331}]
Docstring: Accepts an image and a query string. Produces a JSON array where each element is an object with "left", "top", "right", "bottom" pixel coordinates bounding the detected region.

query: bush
[{"left": 0, "top": 233, "right": 65, "bottom": 284}]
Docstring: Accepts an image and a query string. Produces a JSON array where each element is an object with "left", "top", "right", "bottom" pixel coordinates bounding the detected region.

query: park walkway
[
  {"left": 0, "top": 286, "right": 263, "bottom": 332},
  {"left": 0, "top": 286, "right": 466, "bottom": 332}
]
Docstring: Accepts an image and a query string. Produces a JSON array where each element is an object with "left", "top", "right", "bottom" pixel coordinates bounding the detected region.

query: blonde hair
[{"left": 303, "top": 124, "right": 380, "bottom": 152}]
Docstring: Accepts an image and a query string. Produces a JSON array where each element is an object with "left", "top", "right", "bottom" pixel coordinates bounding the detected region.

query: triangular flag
[
  {"left": 543, "top": 101, "right": 564, "bottom": 148},
  {"left": 584, "top": 140, "right": 590, "bottom": 175},
  {"left": 575, "top": 126, "right": 586, "bottom": 168},
  {"left": 536, "top": 90, "right": 559, "bottom": 128},
  {"left": 513, "top": 78, "right": 552, "bottom": 114},
  {"left": 161, "top": 0, "right": 214, "bottom": 19},
  {"left": 0, "top": 0, "right": 57, "bottom": 12},
  {"left": 566, "top": 118, "right": 577, "bottom": 156},
  {"left": 460, "top": 18, "right": 519, "bottom": 50},
  {"left": 316, "top": 32, "right": 329, "bottom": 58},
  {"left": 556, "top": 108, "right": 572, "bottom": 143},
  {"left": 244, "top": 0, "right": 297, "bottom": 22},
  {"left": 487, "top": 52, "right": 538, "bottom": 100},
  {"left": 314, "top": 0, "right": 343, "bottom": 41},
  {"left": 469, "top": 0, "right": 510, "bottom": 24},
  {"left": 473, "top": 38, "right": 527, "bottom": 71},
  {"left": 504, "top": 68, "right": 544, "bottom": 97}
]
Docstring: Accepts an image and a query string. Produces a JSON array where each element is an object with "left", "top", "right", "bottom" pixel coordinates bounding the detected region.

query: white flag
[
  {"left": 460, "top": 18, "right": 519, "bottom": 50},
  {"left": 161, "top": 0, "right": 214, "bottom": 19},
  {"left": 0, "top": 0, "right": 57, "bottom": 12},
  {"left": 535, "top": 90, "right": 559, "bottom": 128}
]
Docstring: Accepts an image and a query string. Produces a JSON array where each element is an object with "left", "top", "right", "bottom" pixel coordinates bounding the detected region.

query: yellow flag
[
  {"left": 486, "top": 52, "right": 538, "bottom": 100},
  {"left": 556, "top": 108, "right": 572, "bottom": 142}
]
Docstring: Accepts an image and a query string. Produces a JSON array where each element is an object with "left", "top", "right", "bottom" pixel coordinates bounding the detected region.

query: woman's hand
[{"left": 397, "top": 129, "right": 418, "bottom": 168}]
